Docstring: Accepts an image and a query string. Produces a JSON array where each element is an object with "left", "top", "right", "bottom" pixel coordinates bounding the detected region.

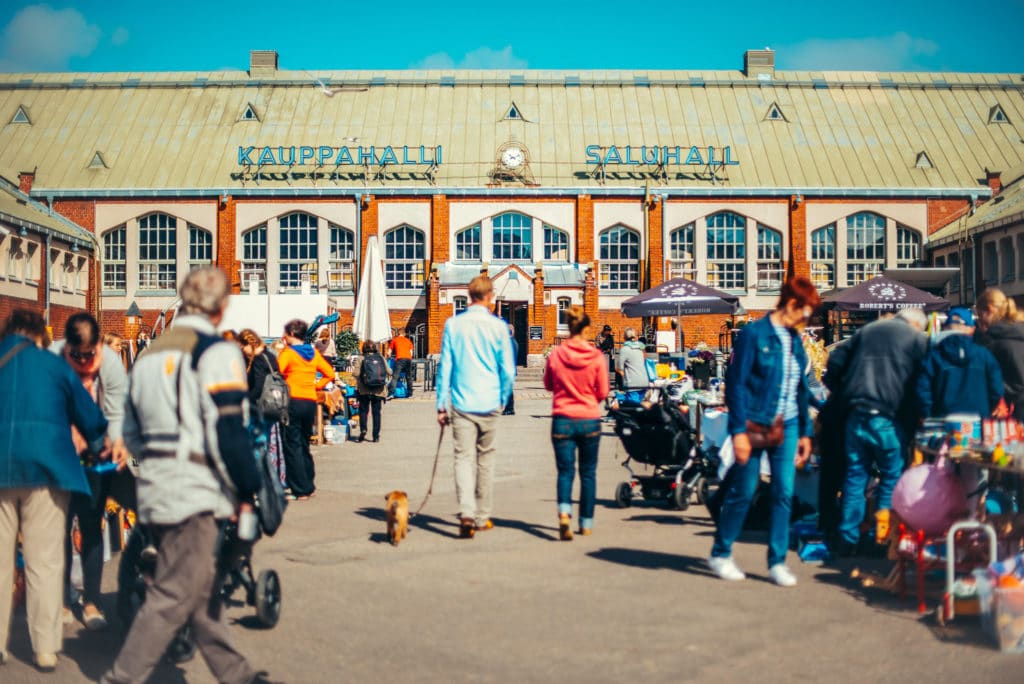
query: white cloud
[
  {"left": 0, "top": 4, "right": 101, "bottom": 71},
  {"left": 412, "top": 46, "right": 528, "bottom": 70},
  {"left": 111, "top": 26, "right": 129, "bottom": 46},
  {"left": 776, "top": 32, "right": 940, "bottom": 71}
]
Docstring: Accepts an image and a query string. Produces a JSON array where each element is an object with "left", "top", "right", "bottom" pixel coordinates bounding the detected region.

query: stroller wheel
[
  {"left": 672, "top": 484, "right": 691, "bottom": 511},
  {"left": 255, "top": 569, "right": 282, "bottom": 628},
  {"left": 694, "top": 477, "right": 710, "bottom": 506},
  {"left": 614, "top": 482, "right": 633, "bottom": 508}
]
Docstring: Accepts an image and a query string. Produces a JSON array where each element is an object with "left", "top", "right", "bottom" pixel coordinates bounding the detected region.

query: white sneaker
[
  {"left": 769, "top": 563, "right": 798, "bottom": 587},
  {"left": 708, "top": 556, "right": 746, "bottom": 581}
]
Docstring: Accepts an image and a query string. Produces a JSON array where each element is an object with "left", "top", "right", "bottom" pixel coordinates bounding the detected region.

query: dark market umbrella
[
  {"left": 822, "top": 276, "right": 949, "bottom": 313},
  {"left": 620, "top": 277, "right": 739, "bottom": 351}
]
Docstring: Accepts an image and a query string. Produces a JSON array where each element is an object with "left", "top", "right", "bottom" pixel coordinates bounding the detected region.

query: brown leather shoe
[
  {"left": 559, "top": 514, "right": 573, "bottom": 541},
  {"left": 459, "top": 518, "right": 476, "bottom": 539},
  {"left": 578, "top": 528, "right": 593, "bottom": 537}
]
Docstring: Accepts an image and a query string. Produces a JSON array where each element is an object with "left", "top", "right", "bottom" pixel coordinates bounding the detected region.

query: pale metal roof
[
  {"left": 0, "top": 67, "right": 1022, "bottom": 194},
  {"left": 0, "top": 175, "right": 94, "bottom": 245},
  {"left": 930, "top": 162, "right": 1024, "bottom": 247}
]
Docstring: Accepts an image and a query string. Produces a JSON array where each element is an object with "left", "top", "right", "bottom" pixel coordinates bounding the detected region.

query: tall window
[
  {"left": 328, "top": 224, "right": 355, "bottom": 291},
  {"left": 102, "top": 225, "right": 126, "bottom": 291},
  {"left": 384, "top": 225, "right": 425, "bottom": 291},
  {"left": 492, "top": 212, "right": 532, "bottom": 261},
  {"left": 598, "top": 225, "right": 640, "bottom": 291},
  {"left": 948, "top": 251, "right": 960, "bottom": 293},
  {"left": 756, "top": 226, "right": 784, "bottom": 291},
  {"left": 241, "top": 225, "right": 267, "bottom": 291},
  {"left": 896, "top": 226, "right": 921, "bottom": 268},
  {"left": 544, "top": 225, "right": 570, "bottom": 262},
  {"left": 453, "top": 295, "right": 468, "bottom": 314},
  {"left": 1018, "top": 235, "right": 1024, "bottom": 282},
  {"left": 138, "top": 213, "right": 177, "bottom": 290},
  {"left": 983, "top": 241, "right": 998, "bottom": 286},
  {"left": 810, "top": 225, "right": 835, "bottom": 291},
  {"left": 279, "top": 212, "right": 318, "bottom": 291},
  {"left": 455, "top": 225, "right": 480, "bottom": 261},
  {"left": 846, "top": 212, "right": 885, "bottom": 285},
  {"left": 1000, "top": 237, "right": 1015, "bottom": 282},
  {"left": 667, "top": 224, "right": 695, "bottom": 279},
  {"left": 188, "top": 225, "right": 212, "bottom": 271},
  {"left": 706, "top": 212, "right": 746, "bottom": 290},
  {"left": 963, "top": 247, "right": 975, "bottom": 300},
  {"left": 557, "top": 297, "right": 571, "bottom": 330}
]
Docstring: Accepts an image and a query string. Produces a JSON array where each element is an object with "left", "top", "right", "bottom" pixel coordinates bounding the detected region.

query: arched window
[
  {"left": 279, "top": 212, "right": 318, "bottom": 291},
  {"left": 455, "top": 224, "right": 480, "bottom": 261},
  {"left": 667, "top": 224, "right": 695, "bottom": 279},
  {"left": 846, "top": 212, "right": 885, "bottom": 285},
  {"left": 706, "top": 212, "right": 745, "bottom": 290},
  {"left": 384, "top": 225, "right": 425, "bottom": 291},
  {"left": 138, "top": 213, "right": 177, "bottom": 290},
  {"left": 544, "top": 225, "right": 570, "bottom": 262},
  {"left": 810, "top": 225, "right": 835, "bottom": 291},
  {"left": 241, "top": 224, "right": 267, "bottom": 292},
  {"left": 188, "top": 225, "right": 212, "bottom": 271},
  {"left": 756, "top": 226, "right": 784, "bottom": 291},
  {"left": 897, "top": 226, "right": 921, "bottom": 268},
  {"left": 598, "top": 225, "right": 640, "bottom": 291},
  {"left": 328, "top": 224, "right": 355, "bottom": 291},
  {"left": 453, "top": 295, "right": 468, "bottom": 314},
  {"left": 492, "top": 212, "right": 532, "bottom": 261},
  {"left": 102, "top": 225, "right": 126, "bottom": 291},
  {"left": 557, "top": 297, "right": 572, "bottom": 330}
]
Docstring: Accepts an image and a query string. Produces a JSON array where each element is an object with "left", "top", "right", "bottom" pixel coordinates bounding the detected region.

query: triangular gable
[
  {"left": 989, "top": 104, "right": 1010, "bottom": 124},
  {"left": 10, "top": 105, "right": 30, "bottom": 124},
  {"left": 89, "top": 151, "right": 107, "bottom": 169},
  {"left": 502, "top": 101, "right": 528, "bottom": 122},
  {"left": 764, "top": 102, "right": 787, "bottom": 122},
  {"left": 915, "top": 150, "right": 933, "bottom": 169},
  {"left": 491, "top": 262, "right": 535, "bottom": 283},
  {"left": 240, "top": 102, "right": 260, "bottom": 122}
]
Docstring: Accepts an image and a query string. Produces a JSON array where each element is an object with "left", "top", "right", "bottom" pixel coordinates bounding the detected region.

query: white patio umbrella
[{"left": 352, "top": 236, "right": 392, "bottom": 343}]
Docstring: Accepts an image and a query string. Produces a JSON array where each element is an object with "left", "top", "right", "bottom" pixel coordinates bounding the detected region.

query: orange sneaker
[
  {"left": 559, "top": 514, "right": 573, "bottom": 541},
  {"left": 578, "top": 528, "right": 593, "bottom": 537},
  {"left": 475, "top": 519, "right": 494, "bottom": 531},
  {"left": 459, "top": 518, "right": 476, "bottom": 539}
]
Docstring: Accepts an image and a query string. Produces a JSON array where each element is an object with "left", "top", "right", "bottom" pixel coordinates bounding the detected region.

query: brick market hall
[{"left": 1, "top": 48, "right": 1022, "bottom": 361}]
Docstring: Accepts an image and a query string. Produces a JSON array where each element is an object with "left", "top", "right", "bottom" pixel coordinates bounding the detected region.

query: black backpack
[
  {"left": 360, "top": 353, "right": 388, "bottom": 390},
  {"left": 256, "top": 354, "right": 290, "bottom": 424}
]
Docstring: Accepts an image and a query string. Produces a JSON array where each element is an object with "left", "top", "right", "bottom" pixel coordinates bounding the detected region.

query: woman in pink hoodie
[{"left": 543, "top": 306, "right": 609, "bottom": 540}]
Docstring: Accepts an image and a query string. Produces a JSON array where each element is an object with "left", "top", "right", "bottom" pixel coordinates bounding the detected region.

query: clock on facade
[{"left": 501, "top": 145, "right": 526, "bottom": 169}]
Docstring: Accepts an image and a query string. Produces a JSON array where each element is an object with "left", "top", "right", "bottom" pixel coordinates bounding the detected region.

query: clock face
[{"left": 501, "top": 146, "right": 525, "bottom": 169}]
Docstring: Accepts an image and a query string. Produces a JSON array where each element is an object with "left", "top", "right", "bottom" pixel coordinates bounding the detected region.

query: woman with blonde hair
[
  {"left": 543, "top": 306, "right": 609, "bottom": 540},
  {"left": 975, "top": 287, "right": 1024, "bottom": 420},
  {"left": 238, "top": 329, "right": 286, "bottom": 486}
]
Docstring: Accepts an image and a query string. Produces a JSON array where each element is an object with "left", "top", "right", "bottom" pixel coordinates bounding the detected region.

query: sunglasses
[{"left": 69, "top": 349, "right": 97, "bottom": 362}]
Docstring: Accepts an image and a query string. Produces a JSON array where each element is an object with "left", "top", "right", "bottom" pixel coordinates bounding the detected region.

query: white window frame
[
  {"left": 492, "top": 212, "right": 533, "bottom": 262},
  {"left": 556, "top": 296, "right": 572, "bottom": 332},
  {"left": 543, "top": 225, "right": 570, "bottom": 262},
  {"left": 453, "top": 295, "right": 468, "bottom": 314},
  {"left": 598, "top": 225, "right": 640, "bottom": 292},
  {"left": 896, "top": 225, "right": 922, "bottom": 268},
  {"left": 328, "top": 224, "right": 355, "bottom": 292},
  {"left": 241, "top": 224, "right": 268, "bottom": 293},
  {"left": 279, "top": 212, "right": 319, "bottom": 292},
  {"left": 137, "top": 213, "right": 177, "bottom": 291},
  {"left": 810, "top": 224, "right": 835, "bottom": 291},
  {"left": 384, "top": 225, "right": 426, "bottom": 292},
  {"left": 102, "top": 225, "right": 127, "bottom": 291},
  {"left": 706, "top": 212, "right": 746, "bottom": 291},
  {"left": 667, "top": 223, "right": 696, "bottom": 280},
  {"left": 845, "top": 212, "right": 886, "bottom": 286},
  {"left": 454, "top": 224, "right": 481, "bottom": 262},
  {"left": 188, "top": 224, "right": 213, "bottom": 271},
  {"left": 756, "top": 226, "right": 784, "bottom": 292}
]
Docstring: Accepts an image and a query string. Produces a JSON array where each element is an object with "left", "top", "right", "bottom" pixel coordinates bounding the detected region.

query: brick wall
[
  {"left": 359, "top": 195, "right": 378, "bottom": 260},
  {"left": 648, "top": 198, "right": 664, "bottom": 287},
  {"left": 216, "top": 197, "right": 239, "bottom": 292},
  {"left": 927, "top": 198, "right": 973, "bottom": 235},
  {"left": 577, "top": 195, "right": 594, "bottom": 264},
  {"left": 431, "top": 195, "right": 449, "bottom": 263},
  {"left": 426, "top": 272, "right": 442, "bottom": 355},
  {"left": 788, "top": 196, "right": 808, "bottom": 279}
]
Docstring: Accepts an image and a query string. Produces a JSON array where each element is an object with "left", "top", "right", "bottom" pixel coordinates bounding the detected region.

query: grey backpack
[{"left": 257, "top": 354, "right": 290, "bottom": 424}]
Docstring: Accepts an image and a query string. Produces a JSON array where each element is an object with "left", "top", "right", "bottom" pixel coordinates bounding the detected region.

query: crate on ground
[{"left": 978, "top": 573, "right": 1024, "bottom": 653}]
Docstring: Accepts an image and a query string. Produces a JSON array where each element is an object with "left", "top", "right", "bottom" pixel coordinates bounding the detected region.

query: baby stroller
[{"left": 610, "top": 383, "right": 720, "bottom": 511}]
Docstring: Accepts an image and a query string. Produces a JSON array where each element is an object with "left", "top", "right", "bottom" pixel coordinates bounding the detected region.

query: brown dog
[{"left": 385, "top": 490, "right": 409, "bottom": 546}]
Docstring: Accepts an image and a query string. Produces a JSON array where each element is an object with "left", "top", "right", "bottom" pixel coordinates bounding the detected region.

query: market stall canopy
[
  {"left": 822, "top": 276, "right": 949, "bottom": 312},
  {"left": 620, "top": 278, "right": 739, "bottom": 317}
]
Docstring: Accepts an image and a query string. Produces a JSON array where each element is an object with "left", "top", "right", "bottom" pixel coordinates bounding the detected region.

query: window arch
[
  {"left": 240, "top": 224, "right": 267, "bottom": 291},
  {"left": 706, "top": 212, "right": 746, "bottom": 290},
  {"left": 557, "top": 297, "right": 572, "bottom": 330},
  {"left": 102, "top": 225, "right": 126, "bottom": 291},
  {"left": 756, "top": 226, "right": 784, "bottom": 291},
  {"left": 896, "top": 226, "right": 921, "bottom": 267},
  {"left": 810, "top": 225, "right": 835, "bottom": 291},
  {"left": 325, "top": 224, "right": 355, "bottom": 291},
  {"left": 455, "top": 224, "right": 480, "bottom": 261},
  {"left": 453, "top": 295, "right": 468, "bottom": 314},
  {"left": 667, "top": 224, "right": 695, "bottom": 279},
  {"left": 138, "top": 213, "right": 177, "bottom": 290},
  {"left": 598, "top": 225, "right": 640, "bottom": 291},
  {"left": 544, "top": 225, "right": 570, "bottom": 262},
  {"left": 492, "top": 212, "right": 532, "bottom": 261},
  {"left": 846, "top": 212, "right": 885, "bottom": 285},
  {"left": 188, "top": 225, "right": 212, "bottom": 271},
  {"left": 279, "top": 212, "right": 318, "bottom": 291},
  {"left": 384, "top": 225, "right": 425, "bottom": 291}
]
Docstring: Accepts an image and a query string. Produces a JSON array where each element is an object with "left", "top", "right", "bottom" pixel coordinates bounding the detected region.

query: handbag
[{"left": 745, "top": 416, "right": 784, "bottom": 450}]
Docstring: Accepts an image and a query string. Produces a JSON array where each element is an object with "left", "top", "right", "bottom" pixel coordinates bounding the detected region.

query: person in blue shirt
[{"left": 436, "top": 275, "right": 516, "bottom": 538}]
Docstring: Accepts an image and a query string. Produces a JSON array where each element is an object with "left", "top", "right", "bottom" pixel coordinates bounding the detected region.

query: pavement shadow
[
  {"left": 354, "top": 506, "right": 461, "bottom": 540},
  {"left": 625, "top": 513, "right": 716, "bottom": 527},
  {"left": 492, "top": 517, "right": 559, "bottom": 541},
  {"left": 586, "top": 547, "right": 717, "bottom": 578}
]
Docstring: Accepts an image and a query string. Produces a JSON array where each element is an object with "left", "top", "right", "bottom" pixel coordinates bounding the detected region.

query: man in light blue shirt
[{"left": 436, "top": 275, "right": 515, "bottom": 538}]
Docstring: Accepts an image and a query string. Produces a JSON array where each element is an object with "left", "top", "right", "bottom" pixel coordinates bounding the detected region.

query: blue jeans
[
  {"left": 552, "top": 417, "right": 601, "bottom": 529},
  {"left": 839, "top": 411, "right": 905, "bottom": 545},
  {"left": 712, "top": 418, "right": 798, "bottom": 568}
]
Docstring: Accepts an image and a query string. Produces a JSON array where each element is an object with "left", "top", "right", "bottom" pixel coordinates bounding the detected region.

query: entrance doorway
[{"left": 498, "top": 301, "right": 528, "bottom": 366}]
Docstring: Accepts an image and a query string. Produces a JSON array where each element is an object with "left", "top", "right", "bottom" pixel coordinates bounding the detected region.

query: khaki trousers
[
  {"left": 451, "top": 409, "right": 499, "bottom": 524},
  {"left": 0, "top": 486, "right": 70, "bottom": 658},
  {"left": 101, "top": 513, "right": 255, "bottom": 684}
]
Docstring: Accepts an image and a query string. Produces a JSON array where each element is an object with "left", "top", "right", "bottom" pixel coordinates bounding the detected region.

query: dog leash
[{"left": 411, "top": 424, "right": 446, "bottom": 518}]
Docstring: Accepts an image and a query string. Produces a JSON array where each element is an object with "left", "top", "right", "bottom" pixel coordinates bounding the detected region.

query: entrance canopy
[
  {"left": 822, "top": 276, "right": 949, "bottom": 313},
  {"left": 620, "top": 278, "right": 739, "bottom": 318}
]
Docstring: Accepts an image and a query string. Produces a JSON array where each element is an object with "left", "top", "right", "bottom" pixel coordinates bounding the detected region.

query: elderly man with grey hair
[
  {"left": 102, "top": 267, "right": 267, "bottom": 684},
  {"left": 826, "top": 306, "right": 928, "bottom": 557},
  {"left": 615, "top": 326, "right": 649, "bottom": 403}
]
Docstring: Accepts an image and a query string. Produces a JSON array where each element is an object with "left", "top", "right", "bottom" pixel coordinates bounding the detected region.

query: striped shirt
[{"left": 773, "top": 323, "right": 801, "bottom": 421}]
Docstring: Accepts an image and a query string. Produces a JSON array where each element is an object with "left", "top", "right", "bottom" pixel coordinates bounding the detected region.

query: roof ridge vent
[
  {"left": 915, "top": 150, "right": 933, "bottom": 169},
  {"left": 10, "top": 105, "right": 30, "bottom": 125},
  {"left": 989, "top": 103, "right": 1010, "bottom": 124},
  {"left": 89, "top": 151, "right": 108, "bottom": 169},
  {"left": 249, "top": 50, "right": 279, "bottom": 78},
  {"left": 744, "top": 48, "right": 775, "bottom": 79}
]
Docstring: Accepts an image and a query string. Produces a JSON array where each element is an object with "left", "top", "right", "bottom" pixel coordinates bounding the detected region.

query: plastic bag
[{"left": 891, "top": 459, "right": 968, "bottom": 535}]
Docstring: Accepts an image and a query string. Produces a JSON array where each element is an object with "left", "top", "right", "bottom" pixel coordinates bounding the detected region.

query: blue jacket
[
  {"left": 0, "top": 334, "right": 108, "bottom": 495},
  {"left": 725, "top": 315, "right": 812, "bottom": 438},
  {"left": 917, "top": 332, "right": 1004, "bottom": 418}
]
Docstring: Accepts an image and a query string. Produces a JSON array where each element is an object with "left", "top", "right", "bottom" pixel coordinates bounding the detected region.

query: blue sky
[{"left": 0, "top": 1, "right": 1022, "bottom": 73}]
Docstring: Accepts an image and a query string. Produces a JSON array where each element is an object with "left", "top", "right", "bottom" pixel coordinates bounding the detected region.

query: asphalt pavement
[{"left": 3, "top": 385, "right": 1018, "bottom": 683}]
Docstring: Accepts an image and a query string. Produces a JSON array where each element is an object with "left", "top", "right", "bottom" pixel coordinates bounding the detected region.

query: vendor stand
[
  {"left": 820, "top": 275, "right": 949, "bottom": 340},
  {"left": 620, "top": 277, "right": 738, "bottom": 354}
]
